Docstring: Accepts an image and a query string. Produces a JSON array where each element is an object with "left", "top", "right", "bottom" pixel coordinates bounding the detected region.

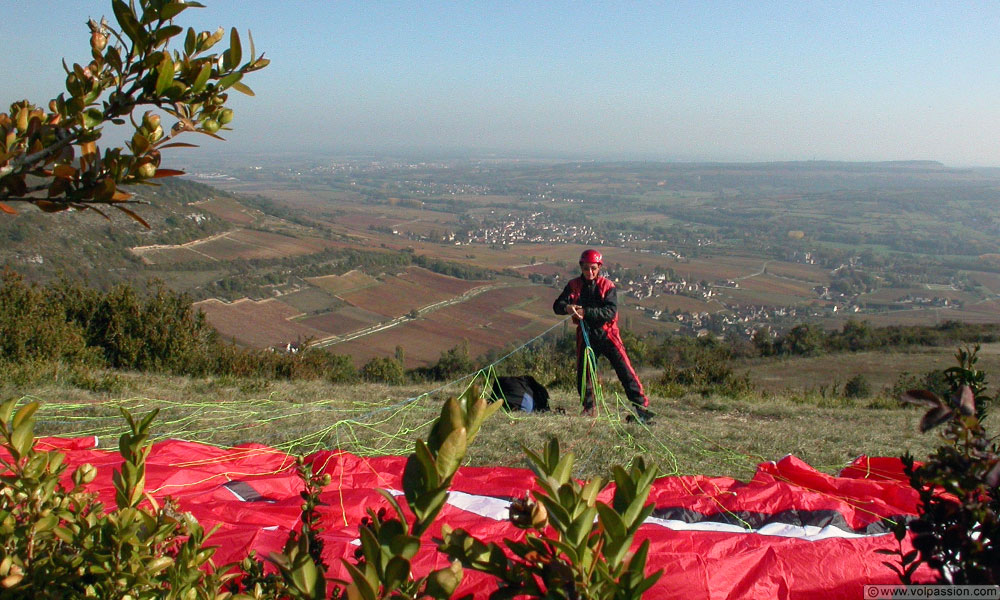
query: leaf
[
  {"left": 289, "top": 555, "right": 319, "bottom": 597},
  {"left": 0, "top": 202, "right": 17, "bottom": 215},
  {"left": 580, "top": 477, "right": 603, "bottom": 506},
  {"left": 156, "top": 142, "right": 199, "bottom": 149},
  {"left": 53, "top": 164, "right": 77, "bottom": 179},
  {"left": 93, "top": 178, "right": 116, "bottom": 203},
  {"left": 201, "top": 131, "right": 227, "bottom": 141},
  {"left": 154, "top": 24, "right": 184, "bottom": 45},
  {"left": 596, "top": 503, "right": 626, "bottom": 541},
  {"left": 152, "top": 168, "right": 185, "bottom": 178},
  {"left": 341, "top": 561, "right": 377, "bottom": 600},
  {"left": 81, "top": 204, "right": 111, "bottom": 222},
  {"left": 551, "top": 453, "right": 574, "bottom": 486},
  {"left": 232, "top": 81, "right": 255, "bottom": 96},
  {"left": 435, "top": 427, "right": 467, "bottom": 480},
  {"left": 956, "top": 385, "right": 975, "bottom": 416},
  {"left": 376, "top": 489, "right": 407, "bottom": 523},
  {"left": 12, "top": 402, "right": 39, "bottom": 430},
  {"left": 900, "top": 389, "right": 941, "bottom": 408},
  {"left": 566, "top": 506, "right": 597, "bottom": 547},
  {"left": 389, "top": 534, "right": 420, "bottom": 560},
  {"left": 919, "top": 406, "right": 953, "bottom": 432},
  {"left": 82, "top": 108, "right": 105, "bottom": 129},
  {"left": 159, "top": 3, "right": 188, "bottom": 21},
  {"left": 357, "top": 526, "right": 379, "bottom": 567},
  {"left": 184, "top": 27, "right": 196, "bottom": 55},
  {"left": 112, "top": 0, "right": 146, "bottom": 50},
  {"left": 985, "top": 460, "right": 1000, "bottom": 488},
  {"left": 383, "top": 556, "right": 410, "bottom": 592},
  {"left": 191, "top": 62, "right": 212, "bottom": 93},
  {"left": 138, "top": 408, "right": 159, "bottom": 432},
  {"left": 228, "top": 27, "right": 242, "bottom": 68},
  {"left": 11, "top": 420, "right": 34, "bottom": 459},
  {"left": 34, "top": 200, "right": 70, "bottom": 213},
  {"left": 217, "top": 71, "right": 243, "bottom": 91},
  {"left": 156, "top": 54, "right": 175, "bottom": 96}
]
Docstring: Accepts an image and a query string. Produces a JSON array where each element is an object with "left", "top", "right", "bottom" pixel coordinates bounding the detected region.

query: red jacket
[{"left": 553, "top": 275, "right": 621, "bottom": 343}]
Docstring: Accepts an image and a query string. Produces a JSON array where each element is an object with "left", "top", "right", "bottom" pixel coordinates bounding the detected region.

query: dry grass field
[
  {"left": 969, "top": 270, "right": 1000, "bottom": 293},
  {"left": 634, "top": 294, "right": 723, "bottom": 315},
  {"left": 722, "top": 287, "right": 819, "bottom": 308},
  {"left": 761, "top": 261, "right": 830, "bottom": 283},
  {"left": 736, "top": 273, "right": 818, "bottom": 297},
  {"left": 307, "top": 270, "right": 379, "bottom": 296},
  {"left": 277, "top": 287, "right": 343, "bottom": 314}
]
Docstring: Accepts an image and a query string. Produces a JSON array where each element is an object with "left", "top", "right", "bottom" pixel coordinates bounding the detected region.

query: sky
[{"left": 3, "top": 1, "right": 1000, "bottom": 166}]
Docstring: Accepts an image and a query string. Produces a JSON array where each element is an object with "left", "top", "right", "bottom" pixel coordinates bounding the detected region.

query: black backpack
[{"left": 490, "top": 375, "right": 550, "bottom": 413}]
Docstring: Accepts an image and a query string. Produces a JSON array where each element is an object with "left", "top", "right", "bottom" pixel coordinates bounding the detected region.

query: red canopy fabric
[{"left": 28, "top": 437, "right": 936, "bottom": 598}]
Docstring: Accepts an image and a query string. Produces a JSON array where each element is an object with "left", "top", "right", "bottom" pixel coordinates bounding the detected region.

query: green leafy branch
[{"left": 0, "top": 0, "right": 268, "bottom": 226}]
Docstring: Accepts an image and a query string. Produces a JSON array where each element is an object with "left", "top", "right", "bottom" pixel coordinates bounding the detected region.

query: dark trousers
[{"left": 577, "top": 332, "right": 648, "bottom": 410}]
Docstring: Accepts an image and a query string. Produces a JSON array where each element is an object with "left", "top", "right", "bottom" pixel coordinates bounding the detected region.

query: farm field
[
  {"left": 194, "top": 298, "right": 326, "bottom": 347},
  {"left": 277, "top": 287, "right": 344, "bottom": 314},
  {"left": 745, "top": 344, "right": 1000, "bottom": 395},
  {"left": 133, "top": 229, "right": 330, "bottom": 264},
  {"left": 969, "top": 269, "right": 1000, "bottom": 293},
  {"left": 297, "top": 309, "right": 380, "bottom": 337},
  {"left": 672, "top": 256, "right": 766, "bottom": 281},
  {"left": 337, "top": 271, "right": 487, "bottom": 319},
  {"left": 307, "top": 270, "right": 379, "bottom": 296},
  {"left": 758, "top": 261, "right": 829, "bottom": 283},
  {"left": 722, "top": 287, "right": 818, "bottom": 308},
  {"left": 735, "top": 273, "right": 818, "bottom": 297},
  {"left": 634, "top": 294, "right": 724, "bottom": 315},
  {"left": 326, "top": 283, "right": 562, "bottom": 367},
  {"left": 189, "top": 197, "right": 262, "bottom": 226},
  {"left": 859, "top": 286, "right": 975, "bottom": 303}
]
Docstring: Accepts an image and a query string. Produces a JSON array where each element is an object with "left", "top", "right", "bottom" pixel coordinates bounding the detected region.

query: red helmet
[{"left": 579, "top": 249, "right": 603, "bottom": 265}]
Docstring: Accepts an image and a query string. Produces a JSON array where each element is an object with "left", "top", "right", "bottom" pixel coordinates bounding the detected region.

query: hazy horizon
[{"left": 4, "top": 1, "right": 1000, "bottom": 168}]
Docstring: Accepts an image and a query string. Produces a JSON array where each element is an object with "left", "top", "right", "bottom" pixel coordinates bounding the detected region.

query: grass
[
  {"left": 744, "top": 344, "right": 1000, "bottom": 394},
  {"left": 5, "top": 363, "right": 946, "bottom": 483}
]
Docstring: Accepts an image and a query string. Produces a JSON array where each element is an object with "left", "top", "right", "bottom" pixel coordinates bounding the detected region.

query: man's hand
[{"left": 567, "top": 304, "right": 584, "bottom": 321}]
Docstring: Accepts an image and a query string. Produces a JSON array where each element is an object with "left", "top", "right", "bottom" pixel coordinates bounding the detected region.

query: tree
[
  {"left": 781, "top": 323, "right": 824, "bottom": 356},
  {"left": 361, "top": 356, "right": 405, "bottom": 385},
  {"left": 0, "top": 0, "right": 268, "bottom": 225}
]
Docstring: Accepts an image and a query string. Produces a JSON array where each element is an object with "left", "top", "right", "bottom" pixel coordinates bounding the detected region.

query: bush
[
  {"left": 0, "top": 400, "right": 231, "bottom": 598},
  {"left": 893, "top": 346, "right": 999, "bottom": 584},
  {"left": 361, "top": 357, "right": 405, "bottom": 385},
  {"left": 843, "top": 374, "right": 871, "bottom": 399},
  {"left": 0, "top": 271, "right": 91, "bottom": 364}
]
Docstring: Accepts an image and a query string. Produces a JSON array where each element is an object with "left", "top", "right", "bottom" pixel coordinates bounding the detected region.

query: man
[{"left": 553, "top": 249, "right": 653, "bottom": 424}]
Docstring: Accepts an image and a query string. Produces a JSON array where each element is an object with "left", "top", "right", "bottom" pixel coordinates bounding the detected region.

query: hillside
[{"left": 5, "top": 159, "right": 1000, "bottom": 367}]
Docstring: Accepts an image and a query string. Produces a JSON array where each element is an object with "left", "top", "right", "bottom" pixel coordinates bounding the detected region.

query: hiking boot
[{"left": 625, "top": 407, "right": 654, "bottom": 425}]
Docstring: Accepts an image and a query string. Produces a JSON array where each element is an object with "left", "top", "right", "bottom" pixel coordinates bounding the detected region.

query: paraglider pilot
[{"left": 553, "top": 249, "right": 654, "bottom": 424}]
